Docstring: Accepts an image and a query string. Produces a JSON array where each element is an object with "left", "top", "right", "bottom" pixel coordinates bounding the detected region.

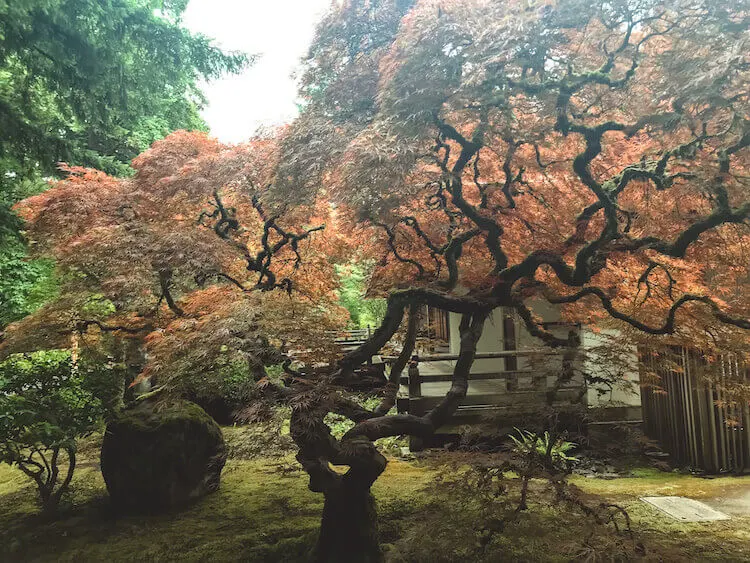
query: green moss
[
  {"left": 0, "top": 463, "right": 29, "bottom": 496},
  {"left": 114, "top": 399, "right": 217, "bottom": 432},
  {"left": 0, "top": 450, "right": 438, "bottom": 562},
  {"left": 101, "top": 399, "right": 226, "bottom": 512},
  {"left": 1, "top": 459, "right": 319, "bottom": 562},
  {"left": 571, "top": 468, "right": 750, "bottom": 499},
  {"left": 2, "top": 441, "right": 749, "bottom": 562}
]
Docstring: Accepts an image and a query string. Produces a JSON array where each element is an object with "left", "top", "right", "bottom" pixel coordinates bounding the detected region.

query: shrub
[{"left": 0, "top": 350, "right": 113, "bottom": 513}]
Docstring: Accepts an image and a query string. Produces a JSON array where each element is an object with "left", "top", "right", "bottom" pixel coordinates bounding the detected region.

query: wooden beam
[{"left": 382, "top": 349, "right": 560, "bottom": 362}]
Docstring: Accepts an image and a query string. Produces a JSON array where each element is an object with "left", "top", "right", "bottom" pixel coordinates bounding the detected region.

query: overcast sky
[{"left": 182, "top": 0, "right": 332, "bottom": 143}]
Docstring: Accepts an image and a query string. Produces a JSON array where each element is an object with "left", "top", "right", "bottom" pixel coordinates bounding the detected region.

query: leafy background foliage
[{"left": 336, "top": 262, "right": 387, "bottom": 329}]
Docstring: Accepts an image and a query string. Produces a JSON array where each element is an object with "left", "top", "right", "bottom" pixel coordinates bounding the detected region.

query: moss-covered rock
[{"left": 100, "top": 400, "right": 227, "bottom": 513}]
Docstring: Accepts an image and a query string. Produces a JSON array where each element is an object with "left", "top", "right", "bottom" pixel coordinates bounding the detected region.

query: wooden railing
[
  {"left": 328, "top": 327, "right": 373, "bottom": 345},
  {"left": 381, "top": 349, "right": 561, "bottom": 362},
  {"left": 384, "top": 349, "right": 587, "bottom": 423},
  {"left": 383, "top": 349, "right": 563, "bottom": 397},
  {"left": 382, "top": 349, "right": 585, "bottom": 449},
  {"left": 326, "top": 328, "right": 380, "bottom": 367}
]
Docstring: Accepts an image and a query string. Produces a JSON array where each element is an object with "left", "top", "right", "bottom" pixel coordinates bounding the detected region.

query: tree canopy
[
  {"left": 0, "top": 0, "right": 248, "bottom": 328},
  {"left": 0, "top": 349, "right": 120, "bottom": 512},
  {"left": 0, "top": 0, "right": 247, "bottom": 176},
  {"left": 281, "top": 0, "right": 750, "bottom": 353},
  {"left": 3, "top": 131, "right": 347, "bottom": 384}
]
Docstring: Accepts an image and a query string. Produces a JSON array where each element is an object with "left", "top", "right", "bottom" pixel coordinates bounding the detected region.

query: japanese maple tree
[
  {"left": 3, "top": 130, "right": 346, "bottom": 392},
  {"left": 276, "top": 0, "right": 750, "bottom": 559}
]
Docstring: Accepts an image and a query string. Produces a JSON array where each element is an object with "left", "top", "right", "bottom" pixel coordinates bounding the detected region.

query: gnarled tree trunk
[
  {"left": 291, "top": 308, "right": 487, "bottom": 562},
  {"left": 292, "top": 409, "right": 387, "bottom": 562},
  {"left": 314, "top": 465, "right": 384, "bottom": 563}
]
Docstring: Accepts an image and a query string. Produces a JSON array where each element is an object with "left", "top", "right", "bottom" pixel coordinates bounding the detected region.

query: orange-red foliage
[
  {"left": 281, "top": 0, "right": 750, "bottom": 352},
  {"left": 4, "top": 131, "right": 348, "bottom": 380}
]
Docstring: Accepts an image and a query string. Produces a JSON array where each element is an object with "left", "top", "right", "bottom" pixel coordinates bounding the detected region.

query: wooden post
[
  {"left": 507, "top": 371, "right": 518, "bottom": 392},
  {"left": 407, "top": 356, "right": 425, "bottom": 451},
  {"left": 408, "top": 356, "right": 421, "bottom": 398}
]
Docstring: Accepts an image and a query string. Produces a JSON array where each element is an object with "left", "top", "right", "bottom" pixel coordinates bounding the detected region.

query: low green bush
[{"left": 0, "top": 350, "right": 120, "bottom": 513}]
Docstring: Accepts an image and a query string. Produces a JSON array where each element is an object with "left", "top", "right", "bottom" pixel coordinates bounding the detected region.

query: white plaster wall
[
  {"left": 513, "top": 299, "right": 565, "bottom": 374},
  {"left": 445, "top": 304, "right": 642, "bottom": 410},
  {"left": 448, "top": 309, "right": 506, "bottom": 372},
  {"left": 448, "top": 302, "right": 562, "bottom": 373},
  {"left": 580, "top": 328, "right": 641, "bottom": 407}
]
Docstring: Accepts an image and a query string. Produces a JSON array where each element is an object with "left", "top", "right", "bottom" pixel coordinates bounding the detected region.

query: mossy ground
[{"left": 1, "top": 433, "right": 748, "bottom": 562}]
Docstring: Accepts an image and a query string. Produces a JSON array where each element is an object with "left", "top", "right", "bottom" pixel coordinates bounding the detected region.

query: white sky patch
[{"left": 183, "top": 0, "right": 332, "bottom": 143}]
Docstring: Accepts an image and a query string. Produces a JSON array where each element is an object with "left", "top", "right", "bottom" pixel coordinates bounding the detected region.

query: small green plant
[
  {"left": 0, "top": 351, "right": 112, "bottom": 513},
  {"left": 509, "top": 428, "right": 577, "bottom": 466}
]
